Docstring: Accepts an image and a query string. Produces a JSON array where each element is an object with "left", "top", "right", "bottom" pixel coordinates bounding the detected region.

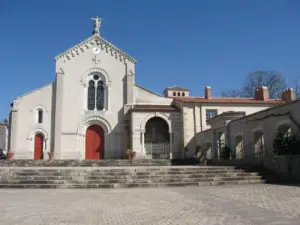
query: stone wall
[
  {"left": 227, "top": 100, "right": 300, "bottom": 158},
  {"left": 262, "top": 155, "right": 300, "bottom": 181},
  {"left": 0, "top": 123, "right": 8, "bottom": 151}
]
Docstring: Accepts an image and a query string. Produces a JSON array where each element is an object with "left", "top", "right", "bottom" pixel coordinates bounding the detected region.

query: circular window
[{"left": 93, "top": 75, "right": 99, "bottom": 80}]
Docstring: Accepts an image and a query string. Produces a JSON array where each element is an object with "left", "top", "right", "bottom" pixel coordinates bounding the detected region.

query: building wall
[
  {"left": 9, "top": 84, "right": 53, "bottom": 159},
  {"left": 181, "top": 102, "right": 274, "bottom": 155},
  {"left": 200, "top": 104, "right": 271, "bottom": 130},
  {"left": 54, "top": 36, "right": 135, "bottom": 159},
  {"left": 227, "top": 100, "right": 300, "bottom": 158}
]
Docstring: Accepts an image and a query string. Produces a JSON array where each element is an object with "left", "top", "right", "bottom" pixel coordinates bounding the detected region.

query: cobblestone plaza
[{"left": 1, "top": 184, "right": 300, "bottom": 225}]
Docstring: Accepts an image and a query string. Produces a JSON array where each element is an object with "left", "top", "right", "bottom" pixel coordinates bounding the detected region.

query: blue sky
[{"left": 0, "top": 0, "right": 300, "bottom": 119}]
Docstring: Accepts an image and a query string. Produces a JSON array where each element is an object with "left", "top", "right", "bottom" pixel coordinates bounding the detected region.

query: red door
[
  {"left": 85, "top": 125, "right": 104, "bottom": 160},
  {"left": 34, "top": 134, "right": 44, "bottom": 160}
]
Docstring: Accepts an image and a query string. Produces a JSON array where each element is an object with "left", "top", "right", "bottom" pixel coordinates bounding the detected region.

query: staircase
[
  {"left": 0, "top": 166, "right": 267, "bottom": 188},
  {"left": 0, "top": 159, "right": 171, "bottom": 167}
]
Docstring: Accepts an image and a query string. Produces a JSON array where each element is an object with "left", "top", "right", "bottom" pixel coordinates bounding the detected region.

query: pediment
[{"left": 54, "top": 34, "right": 136, "bottom": 64}]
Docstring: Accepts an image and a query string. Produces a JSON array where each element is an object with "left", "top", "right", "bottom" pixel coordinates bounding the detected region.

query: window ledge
[{"left": 82, "top": 109, "right": 112, "bottom": 115}]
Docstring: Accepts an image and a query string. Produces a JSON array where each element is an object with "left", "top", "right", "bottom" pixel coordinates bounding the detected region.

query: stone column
[
  {"left": 169, "top": 131, "right": 173, "bottom": 159},
  {"left": 107, "top": 84, "right": 111, "bottom": 111},
  {"left": 54, "top": 69, "right": 65, "bottom": 159},
  {"left": 141, "top": 131, "right": 145, "bottom": 157}
]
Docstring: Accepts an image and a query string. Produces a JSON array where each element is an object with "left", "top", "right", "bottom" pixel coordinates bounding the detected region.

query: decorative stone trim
[
  {"left": 27, "top": 128, "right": 49, "bottom": 140},
  {"left": 54, "top": 34, "right": 136, "bottom": 64},
  {"left": 81, "top": 68, "right": 111, "bottom": 85},
  {"left": 234, "top": 132, "right": 244, "bottom": 137},
  {"left": 77, "top": 116, "right": 112, "bottom": 136},
  {"left": 275, "top": 119, "right": 291, "bottom": 129},
  {"left": 252, "top": 127, "right": 264, "bottom": 133}
]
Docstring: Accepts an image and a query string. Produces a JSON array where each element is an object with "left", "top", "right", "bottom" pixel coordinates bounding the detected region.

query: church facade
[{"left": 7, "top": 18, "right": 285, "bottom": 160}]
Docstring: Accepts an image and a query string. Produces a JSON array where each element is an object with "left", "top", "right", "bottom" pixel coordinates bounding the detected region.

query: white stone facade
[{"left": 5, "top": 18, "right": 288, "bottom": 160}]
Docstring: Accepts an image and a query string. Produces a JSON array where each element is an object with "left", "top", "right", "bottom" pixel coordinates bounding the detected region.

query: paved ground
[{"left": 0, "top": 184, "right": 299, "bottom": 225}]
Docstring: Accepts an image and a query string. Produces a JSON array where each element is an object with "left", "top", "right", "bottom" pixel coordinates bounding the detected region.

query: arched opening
[
  {"left": 34, "top": 133, "right": 44, "bottom": 160},
  {"left": 278, "top": 124, "right": 292, "bottom": 137},
  {"left": 205, "top": 143, "right": 212, "bottom": 159},
  {"left": 235, "top": 136, "right": 244, "bottom": 159},
  {"left": 37, "top": 109, "right": 43, "bottom": 123},
  {"left": 217, "top": 132, "right": 225, "bottom": 159},
  {"left": 85, "top": 124, "right": 104, "bottom": 160},
  {"left": 254, "top": 131, "right": 264, "bottom": 157},
  {"left": 144, "top": 117, "right": 170, "bottom": 159}
]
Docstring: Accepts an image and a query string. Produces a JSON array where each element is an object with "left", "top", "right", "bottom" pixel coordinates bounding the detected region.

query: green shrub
[
  {"left": 220, "top": 145, "right": 231, "bottom": 159},
  {"left": 273, "top": 132, "right": 300, "bottom": 155}
]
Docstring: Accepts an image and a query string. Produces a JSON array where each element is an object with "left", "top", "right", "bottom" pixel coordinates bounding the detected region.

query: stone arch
[
  {"left": 252, "top": 126, "right": 264, "bottom": 133},
  {"left": 77, "top": 116, "right": 112, "bottom": 136},
  {"left": 140, "top": 112, "right": 172, "bottom": 132},
  {"left": 81, "top": 68, "right": 110, "bottom": 85},
  {"left": 27, "top": 128, "right": 48, "bottom": 156},
  {"left": 276, "top": 120, "right": 292, "bottom": 137},
  {"left": 276, "top": 120, "right": 291, "bottom": 130},
  {"left": 27, "top": 128, "right": 48, "bottom": 141}
]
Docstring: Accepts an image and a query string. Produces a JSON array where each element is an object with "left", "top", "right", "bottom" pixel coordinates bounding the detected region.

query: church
[{"left": 6, "top": 17, "right": 284, "bottom": 160}]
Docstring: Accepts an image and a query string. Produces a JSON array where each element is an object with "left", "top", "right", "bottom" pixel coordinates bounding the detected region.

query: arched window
[
  {"left": 96, "top": 81, "right": 105, "bottom": 110},
  {"left": 87, "top": 80, "right": 96, "bottom": 110},
  {"left": 37, "top": 109, "right": 43, "bottom": 124},
  {"left": 173, "top": 92, "right": 176, "bottom": 96},
  {"left": 87, "top": 74, "right": 106, "bottom": 111},
  {"left": 182, "top": 92, "right": 185, "bottom": 96},
  {"left": 177, "top": 92, "right": 180, "bottom": 96}
]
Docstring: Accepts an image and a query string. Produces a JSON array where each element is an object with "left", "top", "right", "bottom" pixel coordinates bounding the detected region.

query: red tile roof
[
  {"left": 129, "top": 105, "right": 179, "bottom": 112},
  {"left": 172, "top": 96, "right": 285, "bottom": 104}
]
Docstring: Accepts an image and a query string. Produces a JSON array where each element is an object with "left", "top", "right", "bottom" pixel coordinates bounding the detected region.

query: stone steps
[
  {"left": 0, "top": 180, "right": 266, "bottom": 189},
  {"left": 0, "top": 176, "right": 263, "bottom": 184},
  {"left": 0, "top": 165, "right": 270, "bottom": 188},
  {"left": 0, "top": 159, "right": 172, "bottom": 167}
]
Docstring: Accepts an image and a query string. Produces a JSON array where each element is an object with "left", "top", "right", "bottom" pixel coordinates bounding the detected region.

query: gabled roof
[
  {"left": 206, "top": 111, "right": 246, "bottom": 125},
  {"left": 164, "top": 86, "right": 190, "bottom": 92},
  {"left": 135, "top": 84, "right": 162, "bottom": 97},
  {"left": 14, "top": 83, "right": 53, "bottom": 100},
  {"left": 54, "top": 34, "right": 136, "bottom": 64},
  {"left": 129, "top": 104, "right": 179, "bottom": 112},
  {"left": 172, "top": 96, "right": 285, "bottom": 105}
]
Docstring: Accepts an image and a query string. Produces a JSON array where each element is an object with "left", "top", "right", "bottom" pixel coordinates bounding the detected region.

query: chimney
[
  {"left": 204, "top": 86, "right": 212, "bottom": 99},
  {"left": 281, "top": 88, "right": 295, "bottom": 102},
  {"left": 255, "top": 86, "right": 269, "bottom": 101}
]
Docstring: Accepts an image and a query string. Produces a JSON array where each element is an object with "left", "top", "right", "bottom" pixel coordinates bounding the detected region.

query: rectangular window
[{"left": 206, "top": 109, "right": 218, "bottom": 121}]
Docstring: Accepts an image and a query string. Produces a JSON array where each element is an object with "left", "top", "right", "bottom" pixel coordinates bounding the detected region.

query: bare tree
[
  {"left": 222, "top": 70, "right": 287, "bottom": 99},
  {"left": 294, "top": 78, "right": 300, "bottom": 99},
  {"left": 222, "top": 89, "right": 242, "bottom": 97}
]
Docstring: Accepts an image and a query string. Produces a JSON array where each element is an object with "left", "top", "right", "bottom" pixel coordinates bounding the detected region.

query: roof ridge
[
  {"left": 135, "top": 84, "right": 163, "bottom": 97},
  {"left": 14, "top": 83, "right": 53, "bottom": 100},
  {"left": 54, "top": 34, "right": 136, "bottom": 63}
]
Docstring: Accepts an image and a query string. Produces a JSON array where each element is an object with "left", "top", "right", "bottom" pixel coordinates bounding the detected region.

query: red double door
[{"left": 85, "top": 125, "right": 104, "bottom": 160}]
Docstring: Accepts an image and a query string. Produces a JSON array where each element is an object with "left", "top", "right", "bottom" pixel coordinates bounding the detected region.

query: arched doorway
[
  {"left": 235, "top": 135, "right": 244, "bottom": 159},
  {"left": 34, "top": 133, "right": 44, "bottom": 160},
  {"left": 144, "top": 117, "right": 170, "bottom": 159},
  {"left": 254, "top": 131, "right": 264, "bottom": 157},
  {"left": 85, "top": 124, "right": 104, "bottom": 160}
]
